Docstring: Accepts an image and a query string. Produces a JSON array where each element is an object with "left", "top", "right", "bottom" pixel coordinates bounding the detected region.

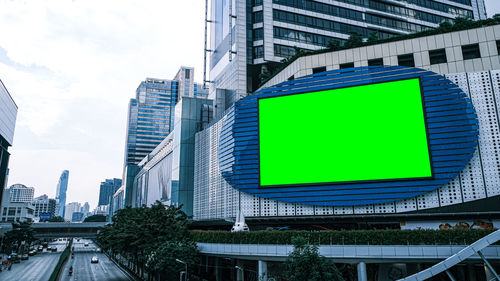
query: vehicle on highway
[
  {"left": 47, "top": 246, "right": 52, "bottom": 251},
  {"left": 20, "top": 254, "right": 29, "bottom": 260},
  {"left": 91, "top": 256, "right": 99, "bottom": 263},
  {"left": 8, "top": 254, "right": 20, "bottom": 264},
  {"left": 84, "top": 242, "right": 89, "bottom": 247},
  {"left": 28, "top": 250, "right": 36, "bottom": 256},
  {"left": 51, "top": 247, "right": 57, "bottom": 252},
  {"left": 38, "top": 246, "right": 43, "bottom": 252},
  {"left": 42, "top": 241, "right": 48, "bottom": 248},
  {"left": 96, "top": 248, "right": 101, "bottom": 253}
]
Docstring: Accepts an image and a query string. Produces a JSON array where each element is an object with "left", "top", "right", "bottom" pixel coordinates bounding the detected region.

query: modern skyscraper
[
  {"left": 98, "top": 178, "right": 122, "bottom": 206},
  {"left": 122, "top": 67, "right": 208, "bottom": 206},
  {"left": 8, "top": 184, "right": 34, "bottom": 203},
  {"left": 82, "top": 201, "right": 90, "bottom": 217},
  {"left": 32, "top": 194, "right": 57, "bottom": 219},
  {"left": 0, "top": 79, "right": 17, "bottom": 207},
  {"left": 205, "top": 0, "right": 487, "bottom": 101},
  {"left": 55, "top": 170, "right": 69, "bottom": 218},
  {"left": 64, "top": 201, "right": 81, "bottom": 222}
]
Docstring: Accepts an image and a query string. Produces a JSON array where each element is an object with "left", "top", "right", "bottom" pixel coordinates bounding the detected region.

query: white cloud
[{"left": 0, "top": 0, "right": 205, "bottom": 209}]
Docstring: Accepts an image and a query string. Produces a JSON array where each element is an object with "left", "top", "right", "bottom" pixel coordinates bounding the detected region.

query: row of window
[
  {"left": 273, "top": 10, "right": 396, "bottom": 40},
  {"left": 273, "top": 26, "right": 336, "bottom": 47},
  {"left": 368, "top": 1, "right": 454, "bottom": 25},
  {"left": 365, "top": 14, "right": 429, "bottom": 33},
  {"left": 271, "top": 0, "right": 472, "bottom": 23},
  {"left": 273, "top": 0, "right": 363, "bottom": 22}
]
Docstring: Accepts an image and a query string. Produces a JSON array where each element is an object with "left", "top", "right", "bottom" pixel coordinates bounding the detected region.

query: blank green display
[{"left": 258, "top": 78, "right": 432, "bottom": 187}]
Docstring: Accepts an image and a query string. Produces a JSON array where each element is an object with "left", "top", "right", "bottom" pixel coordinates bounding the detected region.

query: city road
[
  {"left": 59, "top": 238, "right": 132, "bottom": 281},
  {"left": 0, "top": 240, "right": 67, "bottom": 281}
]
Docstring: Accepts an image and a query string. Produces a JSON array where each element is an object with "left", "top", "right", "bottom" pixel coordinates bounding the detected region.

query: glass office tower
[
  {"left": 55, "top": 170, "right": 69, "bottom": 218},
  {"left": 98, "top": 178, "right": 122, "bottom": 206},
  {"left": 0, "top": 80, "right": 17, "bottom": 207},
  {"left": 207, "top": 0, "right": 487, "bottom": 99},
  {"left": 122, "top": 67, "right": 208, "bottom": 206}
]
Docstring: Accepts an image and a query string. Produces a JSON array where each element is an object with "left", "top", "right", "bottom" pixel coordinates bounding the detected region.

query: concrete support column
[
  {"left": 236, "top": 260, "right": 244, "bottom": 281},
  {"left": 357, "top": 262, "right": 367, "bottom": 281},
  {"left": 258, "top": 260, "right": 268, "bottom": 281}
]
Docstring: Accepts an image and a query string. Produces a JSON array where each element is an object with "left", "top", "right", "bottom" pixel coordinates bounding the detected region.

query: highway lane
[
  {"left": 60, "top": 238, "right": 132, "bottom": 281},
  {"left": 0, "top": 240, "right": 68, "bottom": 281}
]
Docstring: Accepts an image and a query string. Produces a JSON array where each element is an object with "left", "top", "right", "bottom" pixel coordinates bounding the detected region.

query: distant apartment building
[
  {"left": 64, "top": 202, "right": 81, "bottom": 222},
  {"left": 0, "top": 79, "right": 17, "bottom": 207},
  {"left": 9, "top": 184, "right": 34, "bottom": 203},
  {"left": 82, "top": 202, "right": 90, "bottom": 217},
  {"left": 55, "top": 170, "right": 69, "bottom": 218},
  {"left": 0, "top": 184, "right": 34, "bottom": 222},
  {"left": 32, "top": 194, "right": 57, "bottom": 219},
  {"left": 98, "top": 178, "right": 122, "bottom": 206},
  {"left": 122, "top": 67, "right": 208, "bottom": 207}
]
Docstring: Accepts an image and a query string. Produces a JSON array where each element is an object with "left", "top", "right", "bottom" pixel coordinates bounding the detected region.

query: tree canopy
[
  {"left": 3, "top": 221, "right": 36, "bottom": 254},
  {"left": 83, "top": 214, "right": 107, "bottom": 222},
  {"left": 97, "top": 202, "right": 199, "bottom": 281},
  {"left": 285, "top": 237, "right": 345, "bottom": 281}
]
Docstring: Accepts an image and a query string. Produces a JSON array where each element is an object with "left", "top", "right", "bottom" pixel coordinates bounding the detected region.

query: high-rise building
[
  {"left": 55, "top": 170, "right": 69, "bottom": 218},
  {"left": 98, "top": 178, "right": 122, "bottom": 206},
  {"left": 32, "top": 194, "right": 57, "bottom": 219},
  {"left": 122, "top": 67, "right": 208, "bottom": 206},
  {"left": 205, "top": 0, "right": 487, "bottom": 103},
  {"left": 8, "top": 184, "right": 34, "bottom": 203},
  {"left": 0, "top": 79, "right": 17, "bottom": 207},
  {"left": 0, "top": 185, "right": 34, "bottom": 223},
  {"left": 82, "top": 202, "right": 90, "bottom": 217},
  {"left": 64, "top": 202, "right": 81, "bottom": 222}
]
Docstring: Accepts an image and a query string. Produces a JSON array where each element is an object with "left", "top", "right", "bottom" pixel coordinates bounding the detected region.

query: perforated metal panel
[{"left": 194, "top": 69, "right": 500, "bottom": 220}]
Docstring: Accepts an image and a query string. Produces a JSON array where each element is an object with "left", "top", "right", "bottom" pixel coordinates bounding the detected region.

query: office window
[
  {"left": 339, "top": 62, "right": 354, "bottom": 69},
  {"left": 429, "top": 49, "right": 447, "bottom": 65},
  {"left": 398, "top": 54, "right": 415, "bottom": 67},
  {"left": 496, "top": 40, "right": 500, "bottom": 55},
  {"left": 461, "top": 44, "right": 480, "bottom": 60},
  {"left": 312, "top": 66, "right": 326, "bottom": 74},
  {"left": 368, "top": 58, "right": 384, "bottom": 66}
]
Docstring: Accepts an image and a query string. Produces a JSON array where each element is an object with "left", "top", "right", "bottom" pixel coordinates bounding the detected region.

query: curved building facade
[{"left": 194, "top": 66, "right": 500, "bottom": 221}]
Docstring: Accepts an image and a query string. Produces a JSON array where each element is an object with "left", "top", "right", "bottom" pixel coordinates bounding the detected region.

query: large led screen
[{"left": 258, "top": 78, "right": 432, "bottom": 187}]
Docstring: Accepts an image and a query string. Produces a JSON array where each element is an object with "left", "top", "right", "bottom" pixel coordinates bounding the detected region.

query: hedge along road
[
  {"left": 59, "top": 238, "right": 132, "bottom": 281},
  {"left": 0, "top": 240, "right": 67, "bottom": 281}
]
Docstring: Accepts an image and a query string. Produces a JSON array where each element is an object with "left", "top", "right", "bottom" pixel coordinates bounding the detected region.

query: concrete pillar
[
  {"left": 357, "top": 262, "right": 367, "bottom": 281},
  {"left": 258, "top": 260, "right": 267, "bottom": 281},
  {"left": 236, "top": 260, "right": 244, "bottom": 281}
]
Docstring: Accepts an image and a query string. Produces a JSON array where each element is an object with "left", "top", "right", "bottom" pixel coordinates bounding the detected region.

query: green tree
[
  {"left": 48, "top": 216, "right": 65, "bottom": 222},
  {"left": 285, "top": 237, "right": 344, "bottom": 281},
  {"left": 344, "top": 32, "right": 363, "bottom": 48},
  {"left": 4, "top": 221, "right": 36, "bottom": 254},
  {"left": 453, "top": 17, "right": 474, "bottom": 29},
  {"left": 97, "top": 202, "right": 198, "bottom": 281},
  {"left": 83, "top": 214, "right": 107, "bottom": 222},
  {"left": 367, "top": 31, "right": 378, "bottom": 43},
  {"left": 327, "top": 40, "right": 341, "bottom": 51}
]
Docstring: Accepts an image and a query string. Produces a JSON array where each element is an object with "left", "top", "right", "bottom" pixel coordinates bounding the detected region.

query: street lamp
[
  {"left": 235, "top": 266, "right": 244, "bottom": 281},
  {"left": 176, "top": 259, "right": 187, "bottom": 281}
]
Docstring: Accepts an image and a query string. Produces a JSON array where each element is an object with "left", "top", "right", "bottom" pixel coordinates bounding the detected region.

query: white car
[
  {"left": 84, "top": 242, "right": 89, "bottom": 247},
  {"left": 91, "top": 256, "right": 99, "bottom": 263}
]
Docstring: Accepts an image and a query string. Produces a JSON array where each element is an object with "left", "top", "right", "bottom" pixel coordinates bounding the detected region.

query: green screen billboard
[{"left": 258, "top": 78, "right": 432, "bottom": 187}]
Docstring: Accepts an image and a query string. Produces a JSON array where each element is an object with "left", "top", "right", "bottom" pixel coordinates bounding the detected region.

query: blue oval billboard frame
[{"left": 218, "top": 66, "right": 479, "bottom": 206}]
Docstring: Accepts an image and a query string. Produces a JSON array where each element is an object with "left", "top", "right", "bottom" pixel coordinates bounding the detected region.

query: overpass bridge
[{"left": 0, "top": 222, "right": 108, "bottom": 238}]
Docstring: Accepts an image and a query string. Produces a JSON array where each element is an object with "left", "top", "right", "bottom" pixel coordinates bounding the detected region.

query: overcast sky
[{"left": 1, "top": 1, "right": 499, "bottom": 210}]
